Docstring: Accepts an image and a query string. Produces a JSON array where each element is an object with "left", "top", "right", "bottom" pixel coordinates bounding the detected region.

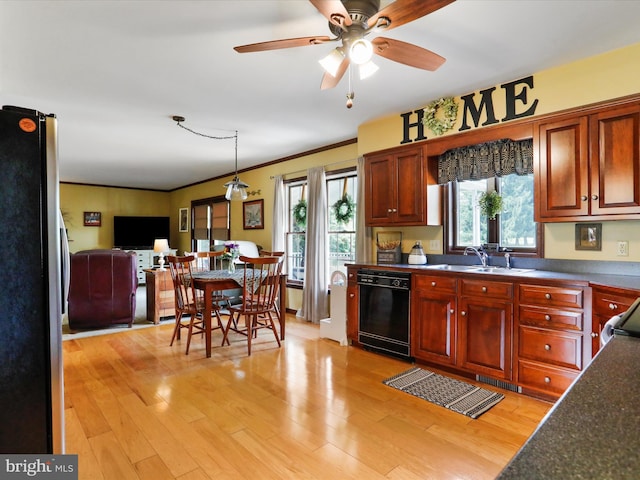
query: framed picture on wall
[
  {"left": 179, "top": 207, "right": 189, "bottom": 232},
  {"left": 243, "top": 199, "right": 264, "bottom": 229},
  {"left": 83, "top": 211, "right": 101, "bottom": 226},
  {"left": 575, "top": 223, "right": 602, "bottom": 251}
]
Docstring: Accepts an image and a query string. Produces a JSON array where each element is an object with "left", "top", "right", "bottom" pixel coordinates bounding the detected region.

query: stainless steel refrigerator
[{"left": 0, "top": 105, "right": 65, "bottom": 453}]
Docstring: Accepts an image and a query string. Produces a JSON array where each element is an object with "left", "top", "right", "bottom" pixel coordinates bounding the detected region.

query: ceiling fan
[{"left": 234, "top": 0, "right": 455, "bottom": 94}]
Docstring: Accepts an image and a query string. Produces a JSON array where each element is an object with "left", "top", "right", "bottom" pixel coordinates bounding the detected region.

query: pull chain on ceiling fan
[{"left": 234, "top": 0, "right": 455, "bottom": 106}]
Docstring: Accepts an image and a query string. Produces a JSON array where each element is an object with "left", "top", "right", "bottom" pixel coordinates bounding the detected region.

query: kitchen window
[
  {"left": 286, "top": 170, "right": 357, "bottom": 285},
  {"left": 447, "top": 173, "right": 540, "bottom": 255}
]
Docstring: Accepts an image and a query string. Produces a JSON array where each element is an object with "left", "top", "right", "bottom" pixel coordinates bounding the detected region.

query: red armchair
[{"left": 68, "top": 249, "right": 138, "bottom": 329}]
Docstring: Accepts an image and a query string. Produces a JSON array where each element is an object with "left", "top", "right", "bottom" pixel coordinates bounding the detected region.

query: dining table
[{"left": 191, "top": 268, "right": 287, "bottom": 358}]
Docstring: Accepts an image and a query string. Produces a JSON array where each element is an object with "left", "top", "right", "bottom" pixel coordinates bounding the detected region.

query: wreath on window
[
  {"left": 422, "top": 97, "right": 458, "bottom": 136},
  {"left": 292, "top": 199, "right": 307, "bottom": 228},
  {"left": 332, "top": 194, "right": 355, "bottom": 224}
]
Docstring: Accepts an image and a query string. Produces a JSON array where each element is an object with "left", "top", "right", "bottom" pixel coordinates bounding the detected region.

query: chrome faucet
[
  {"left": 504, "top": 252, "right": 511, "bottom": 269},
  {"left": 464, "top": 246, "right": 488, "bottom": 267}
]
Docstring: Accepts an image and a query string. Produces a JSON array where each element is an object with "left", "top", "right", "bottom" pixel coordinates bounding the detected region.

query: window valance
[{"left": 437, "top": 138, "right": 533, "bottom": 184}]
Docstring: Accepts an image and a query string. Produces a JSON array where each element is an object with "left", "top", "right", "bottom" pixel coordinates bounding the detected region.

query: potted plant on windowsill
[{"left": 478, "top": 191, "right": 503, "bottom": 219}]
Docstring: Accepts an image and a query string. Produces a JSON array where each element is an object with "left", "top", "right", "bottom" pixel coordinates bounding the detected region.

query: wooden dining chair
[
  {"left": 186, "top": 250, "right": 225, "bottom": 272},
  {"left": 222, "top": 255, "right": 283, "bottom": 355},
  {"left": 186, "top": 250, "right": 231, "bottom": 309},
  {"left": 167, "top": 255, "right": 229, "bottom": 355},
  {"left": 258, "top": 251, "right": 285, "bottom": 326}
]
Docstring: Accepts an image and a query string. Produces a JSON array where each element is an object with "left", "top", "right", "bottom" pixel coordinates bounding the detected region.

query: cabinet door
[
  {"left": 536, "top": 116, "right": 589, "bottom": 219},
  {"left": 458, "top": 297, "right": 513, "bottom": 380},
  {"left": 365, "top": 154, "right": 395, "bottom": 224},
  {"left": 590, "top": 103, "right": 640, "bottom": 215},
  {"left": 412, "top": 289, "right": 457, "bottom": 366},
  {"left": 346, "top": 284, "right": 359, "bottom": 343},
  {"left": 394, "top": 148, "right": 425, "bottom": 224}
]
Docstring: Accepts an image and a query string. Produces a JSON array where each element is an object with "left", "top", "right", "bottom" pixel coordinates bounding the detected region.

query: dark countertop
[
  {"left": 496, "top": 335, "right": 640, "bottom": 479},
  {"left": 349, "top": 260, "right": 640, "bottom": 291}
]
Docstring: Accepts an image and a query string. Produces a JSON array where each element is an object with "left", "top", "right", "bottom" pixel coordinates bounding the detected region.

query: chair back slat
[
  {"left": 167, "top": 255, "right": 199, "bottom": 312},
  {"left": 185, "top": 250, "right": 225, "bottom": 272}
]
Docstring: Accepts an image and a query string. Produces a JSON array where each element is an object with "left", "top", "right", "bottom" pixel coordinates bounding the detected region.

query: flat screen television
[{"left": 113, "top": 216, "right": 170, "bottom": 249}]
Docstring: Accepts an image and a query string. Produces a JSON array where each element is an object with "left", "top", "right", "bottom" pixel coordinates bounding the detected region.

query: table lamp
[{"left": 153, "top": 238, "right": 170, "bottom": 271}]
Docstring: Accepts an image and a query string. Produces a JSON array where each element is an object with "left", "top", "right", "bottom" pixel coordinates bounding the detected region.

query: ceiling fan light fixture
[
  {"left": 358, "top": 59, "right": 379, "bottom": 79},
  {"left": 349, "top": 38, "right": 373, "bottom": 65},
  {"left": 318, "top": 47, "right": 345, "bottom": 77}
]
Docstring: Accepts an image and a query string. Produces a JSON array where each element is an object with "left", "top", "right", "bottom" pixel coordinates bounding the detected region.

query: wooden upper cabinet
[
  {"left": 536, "top": 100, "right": 640, "bottom": 221},
  {"left": 590, "top": 103, "right": 640, "bottom": 216},
  {"left": 365, "top": 144, "right": 442, "bottom": 226},
  {"left": 536, "top": 115, "right": 590, "bottom": 219},
  {"left": 365, "top": 145, "right": 426, "bottom": 226}
]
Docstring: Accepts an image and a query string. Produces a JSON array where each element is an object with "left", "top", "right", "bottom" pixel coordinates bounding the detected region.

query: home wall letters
[{"left": 400, "top": 75, "right": 539, "bottom": 144}]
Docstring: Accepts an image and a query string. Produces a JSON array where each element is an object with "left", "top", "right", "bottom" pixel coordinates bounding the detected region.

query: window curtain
[
  {"left": 297, "top": 167, "right": 329, "bottom": 324},
  {"left": 437, "top": 138, "right": 533, "bottom": 184},
  {"left": 271, "top": 175, "right": 286, "bottom": 270},
  {"left": 355, "top": 156, "right": 372, "bottom": 263}
]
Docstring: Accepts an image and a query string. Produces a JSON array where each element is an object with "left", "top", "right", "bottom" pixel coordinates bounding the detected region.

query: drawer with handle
[
  {"left": 518, "top": 359, "right": 578, "bottom": 396},
  {"left": 518, "top": 326, "right": 583, "bottom": 370}
]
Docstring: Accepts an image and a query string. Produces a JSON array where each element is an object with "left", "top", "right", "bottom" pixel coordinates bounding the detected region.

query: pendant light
[
  {"left": 224, "top": 131, "right": 248, "bottom": 201},
  {"left": 172, "top": 117, "right": 249, "bottom": 201}
]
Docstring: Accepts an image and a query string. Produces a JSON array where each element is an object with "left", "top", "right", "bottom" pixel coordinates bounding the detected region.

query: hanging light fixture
[
  {"left": 172, "top": 117, "right": 249, "bottom": 201},
  {"left": 224, "top": 131, "right": 248, "bottom": 201}
]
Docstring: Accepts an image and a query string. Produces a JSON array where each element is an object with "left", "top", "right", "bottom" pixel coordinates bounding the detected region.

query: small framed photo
[
  {"left": 83, "top": 211, "right": 101, "bottom": 227},
  {"left": 179, "top": 208, "right": 189, "bottom": 232},
  {"left": 243, "top": 199, "right": 264, "bottom": 230},
  {"left": 575, "top": 223, "right": 602, "bottom": 251}
]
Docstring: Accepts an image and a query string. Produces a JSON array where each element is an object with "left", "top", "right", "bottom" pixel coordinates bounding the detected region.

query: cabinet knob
[
  {"left": 544, "top": 376, "right": 551, "bottom": 384},
  {"left": 461, "top": 311, "right": 467, "bottom": 316},
  {"left": 482, "top": 286, "right": 487, "bottom": 293},
  {"left": 581, "top": 195, "right": 588, "bottom": 201},
  {"left": 544, "top": 344, "right": 551, "bottom": 351},
  {"left": 450, "top": 309, "right": 455, "bottom": 314},
  {"left": 431, "top": 281, "right": 437, "bottom": 287},
  {"left": 609, "top": 303, "right": 618, "bottom": 310},
  {"left": 349, "top": 293, "right": 355, "bottom": 298},
  {"left": 591, "top": 332, "right": 599, "bottom": 338},
  {"left": 592, "top": 194, "right": 599, "bottom": 200},
  {"left": 544, "top": 314, "right": 551, "bottom": 321},
  {"left": 545, "top": 293, "right": 552, "bottom": 300}
]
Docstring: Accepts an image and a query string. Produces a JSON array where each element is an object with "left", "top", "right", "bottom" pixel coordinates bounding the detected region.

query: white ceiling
[{"left": 2, "top": 0, "right": 640, "bottom": 191}]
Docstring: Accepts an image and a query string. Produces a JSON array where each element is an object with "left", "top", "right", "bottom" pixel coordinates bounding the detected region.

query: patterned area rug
[{"left": 383, "top": 367, "right": 504, "bottom": 419}]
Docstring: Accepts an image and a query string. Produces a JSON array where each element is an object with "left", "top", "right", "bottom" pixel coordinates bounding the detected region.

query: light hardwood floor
[{"left": 63, "top": 314, "right": 551, "bottom": 479}]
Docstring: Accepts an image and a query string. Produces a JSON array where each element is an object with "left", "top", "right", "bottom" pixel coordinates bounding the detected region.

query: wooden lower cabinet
[
  {"left": 346, "top": 266, "right": 359, "bottom": 343},
  {"left": 145, "top": 269, "right": 176, "bottom": 324},
  {"left": 458, "top": 280, "right": 513, "bottom": 381},
  {"left": 516, "top": 282, "right": 590, "bottom": 398},
  {"left": 591, "top": 285, "right": 640, "bottom": 356},
  {"left": 411, "top": 275, "right": 457, "bottom": 367}
]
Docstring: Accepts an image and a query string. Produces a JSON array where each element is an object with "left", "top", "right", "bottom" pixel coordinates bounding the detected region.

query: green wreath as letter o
[{"left": 422, "top": 97, "right": 458, "bottom": 136}]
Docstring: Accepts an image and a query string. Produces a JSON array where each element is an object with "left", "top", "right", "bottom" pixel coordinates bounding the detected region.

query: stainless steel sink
[
  {"left": 467, "top": 266, "right": 536, "bottom": 275},
  {"left": 424, "top": 264, "right": 535, "bottom": 275}
]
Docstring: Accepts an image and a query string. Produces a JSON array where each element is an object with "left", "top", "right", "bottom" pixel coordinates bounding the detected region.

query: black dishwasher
[{"left": 357, "top": 269, "right": 411, "bottom": 359}]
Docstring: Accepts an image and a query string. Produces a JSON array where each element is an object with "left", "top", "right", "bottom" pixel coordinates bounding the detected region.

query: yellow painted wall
[
  {"left": 168, "top": 142, "right": 359, "bottom": 255},
  {"left": 60, "top": 183, "right": 170, "bottom": 253},
  {"left": 357, "top": 42, "right": 640, "bottom": 262}
]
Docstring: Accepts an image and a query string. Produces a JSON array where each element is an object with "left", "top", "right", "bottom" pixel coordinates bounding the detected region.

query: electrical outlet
[
  {"left": 429, "top": 240, "right": 440, "bottom": 250},
  {"left": 617, "top": 241, "right": 629, "bottom": 256}
]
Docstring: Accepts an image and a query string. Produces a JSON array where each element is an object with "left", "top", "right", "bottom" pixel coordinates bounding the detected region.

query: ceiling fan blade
[
  {"left": 320, "top": 58, "right": 350, "bottom": 90},
  {"left": 368, "top": 0, "right": 455, "bottom": 30},
  {"left": 309, "top": 0, "right": 352, "bottom": 28},
  {"left": 372, "top": 37, "right": 445, "bottom": 71},
  {"left": 234, "top": 36, "right": 331, "bottom": 53}
]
